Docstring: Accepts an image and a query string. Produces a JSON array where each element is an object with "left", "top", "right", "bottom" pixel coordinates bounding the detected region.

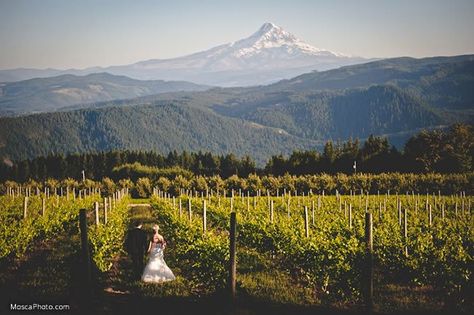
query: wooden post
[
  {"left": 179, "top": 198, "right": 182, "bottom": 217},
  {"left": 365, "top": 212, "right": 373, "bottom": 311},
  {"left": 247, "top": 194, "right": 250, "bottom": 212},
  {"left": 229, "top": 212, "right": 237, "bottom": 300},
  {"left": 79, "top": 209, "right": 92, "bottom": 289},
  {"left": 23, "top": 196, "right": 28, "bottom": 219},
  {"left": 398, "top": 200, "right": 402, "bottom": 226},
  {"left": 95, "top": 202, "right": 100, "bottom": 225},
  {"left": 349, "top": 204, "right": 353, "bottom": 229},
  {"left": 429, "top": 204, "right": 432, "bottom": 226},
  {"left": 104, "top": 198, "right": 108, "bottom": 224},
  {"left": 311, "top": 200, "right": 315, "bottom": 225},
  {"left": 304, "top": 206, "right": 309, "bottom": 238},
  {"left": 188, "top": 198, "right": 192, "bottom": 222},
  {"left": 202, "top": 200, "right": 207, "bottom": 234},
  {"left": 42, "top": 197, "right": 46, "bottom": 216},
  {"left": 404, "top": 208, "right": 408, "bottom": 257},
  {"left": 270, "top": 200, "right": 274, "bottom": 223}
]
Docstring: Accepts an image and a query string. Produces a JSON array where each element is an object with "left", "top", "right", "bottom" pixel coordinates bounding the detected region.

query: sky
[{"left": 0, "top": 0, "right": 473, "bottom": 70}]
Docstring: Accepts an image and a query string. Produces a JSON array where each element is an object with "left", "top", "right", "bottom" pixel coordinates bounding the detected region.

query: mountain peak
[
  {"left": 250, "top": 22, "right": 295, "bottom": 42},
  {"left": 258, "top": 22, "right": 279, "bottom": 33}
]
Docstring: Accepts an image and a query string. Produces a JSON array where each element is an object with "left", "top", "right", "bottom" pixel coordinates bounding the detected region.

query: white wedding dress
[{"left": 141, "top": 242, "right": 176, "bottom": 283}]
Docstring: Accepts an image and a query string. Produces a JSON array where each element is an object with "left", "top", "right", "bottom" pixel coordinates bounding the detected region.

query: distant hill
[
  {"left": 0, "top": 23, "right": 368, "bottom": 87},
  {"left": 0, "top": 73, "right": 209, "bottom": 116},
  {"left": 0, "top": 104, "right": 317, "bottom": 164},
  {"left": 0, "top": 55, "right": 472, "bottom": 164}
]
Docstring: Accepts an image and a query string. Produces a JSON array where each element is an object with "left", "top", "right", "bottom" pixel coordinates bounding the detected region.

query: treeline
[
  {"left": 0, "top": 124, "right": 472, "bottom": 182},
  {"left": 1, "top": 173, "right": 472, "bottom": 197}
]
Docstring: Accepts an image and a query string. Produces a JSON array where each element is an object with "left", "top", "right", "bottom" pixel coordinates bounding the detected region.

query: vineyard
[
  {"left": 0, "top": 184, "right": 472, "bottom": 314},
  {"left": 149, "top": 190, "right": 472, "bottom": 313}
]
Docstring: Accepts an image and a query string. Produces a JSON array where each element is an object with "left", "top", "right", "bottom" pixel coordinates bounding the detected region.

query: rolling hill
[{"left": 0, "top": 73, "right": 209, "bottom": 116}]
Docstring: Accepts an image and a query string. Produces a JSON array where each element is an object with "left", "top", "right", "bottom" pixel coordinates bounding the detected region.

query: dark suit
[{"left": 125, "top": 227, "right": 148, "bottom": 280}]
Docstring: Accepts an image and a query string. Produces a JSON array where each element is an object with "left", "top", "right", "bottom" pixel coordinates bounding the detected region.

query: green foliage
[
  {"left": 88, "top": 196, "right": 130, "bottom": 271},
  {"left": 135, "top": 177, "right": 152, "bottom": 198},
  {"left": 0, "top": 195, "right": 99, "bottom": 259},
  {"left": 112, "top": 162, "right": 193, "bottom": 181},
  {"left": 151, "top": 191, "right": 472, "bottom": 305}
]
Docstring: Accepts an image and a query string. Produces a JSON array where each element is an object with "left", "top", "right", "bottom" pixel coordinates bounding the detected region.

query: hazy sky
[{"left": 1, "top": 0, "right": 473, "bottom": 70}]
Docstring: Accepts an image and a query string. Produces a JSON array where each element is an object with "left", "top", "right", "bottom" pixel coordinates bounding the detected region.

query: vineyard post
[
  {"left": 270, "top": 200, "right": 274, "bottom": 223},
  {"left": 378, "top": 202, "right": 382, "bottom": 220},
  {"left": 349, "top": 204, "right": 352, "bottom": 229},
  {"left": 253, "top": 196, "right": 256, "bottom": 209},
  {"left": 95, "top": 202, "right": 100, "bottom": 225},
  {"left": 202, "top": 200, "right": 207, "bottom": 234},
  {"left": 23, "top": 196, "right": 28, "bottom": 219},
  {"left": 79, "top": 209, "right": 92, "bottom": 292},
  {"left": 366, "top": 192, "right": 369, "bottom": 213},
  {"left": 398, "top": 199, "right": 402, "bottom": 226},
  {"left": 404, "top": 208, "right": 408, "bottom": 257},
  {"left": 441, "top": 203, "right": 445, "bottom": 219},
  {"left": 229, "top": 212, "right": 237, "bottom": 300},
  {"left": 42, "top": 197, "right": 46, "bottom": 216},
  {"left": 104, "top": 198, "right": 108, "bottom": 224},
  {"left": 311, "top": 200, "right": 315, "bottom": 225},
  {"left": 364, "top": 212, "right": 373, "bottom": 311},
  {"left": 179, "top": 199, "right": 182, "bottom": 217},
  {"left": 188, "top": 198, "right": 192, "bottom": 222},
  {"left": 173, "top": 196, "right": 176, "bottom": 209},
  {"left": 247, "top": 194, "right": 250, "bottom": 212},
  {"left": 304, "top": 206, "right": 309, "bottom": 238},
  {"left": 429, "top": 204, "right": 432, "bottom": 226}
]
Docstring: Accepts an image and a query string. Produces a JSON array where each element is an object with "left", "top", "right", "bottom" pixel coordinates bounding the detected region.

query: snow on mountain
[
  {"left": 101, "top": 22, "right": 368, "bottom": 86},
  {"left": 0, "top": 23, "right": 369, "bottom": 86}
]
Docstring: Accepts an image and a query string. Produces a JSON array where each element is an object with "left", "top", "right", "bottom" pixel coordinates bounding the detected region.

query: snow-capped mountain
[
  {"left": 103, "top": 22, "right": 368, "bottom": 86},
  {"left": 0, "top": 23, "right": 369, "bottom": 86}
]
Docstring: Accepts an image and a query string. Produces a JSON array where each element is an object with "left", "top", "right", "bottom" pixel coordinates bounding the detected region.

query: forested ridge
[
  {"left": 1, "top": 124, "right": 471, "bottom": 182},
  {"left": 1, "top": 55, "right": 472, "bottom": 165}
]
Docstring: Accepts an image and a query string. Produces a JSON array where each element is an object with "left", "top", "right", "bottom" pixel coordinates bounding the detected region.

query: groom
[{"left": 125, "top": 221, "right": 148, "bottom": 280}]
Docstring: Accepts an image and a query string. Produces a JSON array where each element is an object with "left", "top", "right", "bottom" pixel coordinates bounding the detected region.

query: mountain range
[
  {"left": 0, "top": 54, "right": 472, "bottom": 164},
  {"left": 0, "top": 73, "right": 208, "bottom": 116},
  {"left": 0, "top": 23, "right": 368, "bottom": 87}
]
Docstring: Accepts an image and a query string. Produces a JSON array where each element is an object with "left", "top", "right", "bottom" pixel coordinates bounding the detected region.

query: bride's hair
[{"left": 152, "top": 224, "right": 160, "bottom": 233}]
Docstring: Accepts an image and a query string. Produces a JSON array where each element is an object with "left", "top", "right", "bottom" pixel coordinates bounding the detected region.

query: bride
[{"left": 141, "top": 224, "right": 176, "bottom": 283}]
